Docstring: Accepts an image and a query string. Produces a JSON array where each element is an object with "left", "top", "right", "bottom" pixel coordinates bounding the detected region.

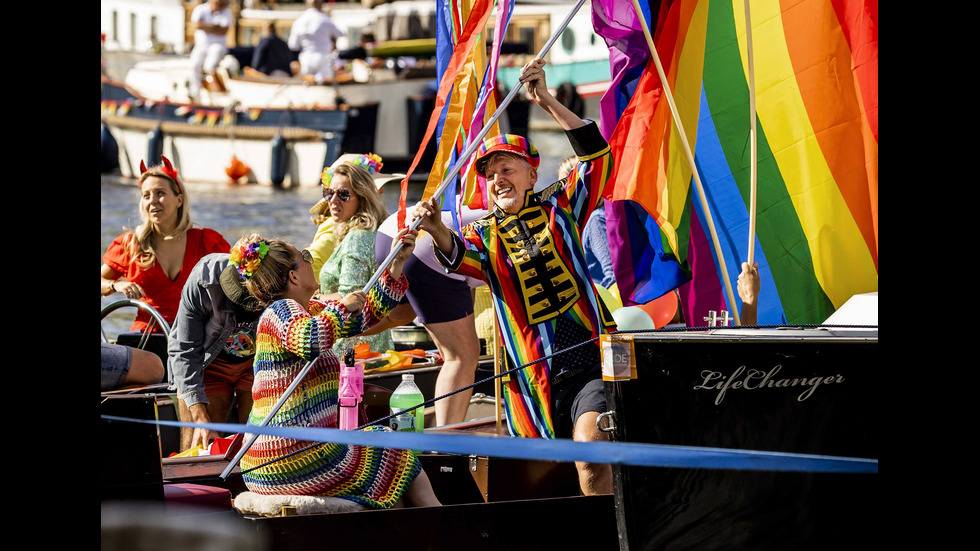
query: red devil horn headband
[{"left": 140, "top": 156, "right": 183, "bottom": 195}]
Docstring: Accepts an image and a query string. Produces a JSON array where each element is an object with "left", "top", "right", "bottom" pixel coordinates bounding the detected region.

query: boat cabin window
[{"left": 561, "top": 28, "right": 575, "bottom": 55}]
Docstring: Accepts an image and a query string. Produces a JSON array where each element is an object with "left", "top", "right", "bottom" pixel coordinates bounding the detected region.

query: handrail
[{"left": 101, "top": 299, "right": 172, "bottom": 344}]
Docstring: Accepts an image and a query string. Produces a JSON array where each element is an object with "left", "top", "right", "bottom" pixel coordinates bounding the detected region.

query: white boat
[
  {"left": 101, "top": 75, "right": 358, "bottom": 187},
  {"left": 118, "top": 54, "right": 437, "bottom": 166}
]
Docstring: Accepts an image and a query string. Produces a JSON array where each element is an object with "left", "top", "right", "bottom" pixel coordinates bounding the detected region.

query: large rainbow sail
[{"left": 593, "top": 0, "right": 878, "bottom": 325}]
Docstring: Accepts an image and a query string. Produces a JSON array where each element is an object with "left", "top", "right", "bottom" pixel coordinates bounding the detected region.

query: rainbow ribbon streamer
[{"left": 396, "top": 0, "right": 513, "bottom": 230}]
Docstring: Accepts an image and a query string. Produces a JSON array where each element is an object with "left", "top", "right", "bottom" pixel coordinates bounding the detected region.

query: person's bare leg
[
  {"left": 427, "top": 314, "right": 481, "bottom": 426},
  {"left": 403, "top": 468, "right": 442, "bottom": 507},
  {"left": 124, "top": 348, "right": 165, "bottom": 387},
  {"left": 235, "top": 391, "right": 254, "bottom": 423},
  {"left": 205, "top": 394, "right": 236, "bottom": 427},
  {"left": 573, "top": 411, "right": 613, "bottom": 495}
]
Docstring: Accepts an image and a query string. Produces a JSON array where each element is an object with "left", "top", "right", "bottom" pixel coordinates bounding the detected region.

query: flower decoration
[
  {"left": 320, "top": 153, "right": 383, "bottom": 187},
  {"left": 229, "top": 239, "right": 271, "bottom": 279}
]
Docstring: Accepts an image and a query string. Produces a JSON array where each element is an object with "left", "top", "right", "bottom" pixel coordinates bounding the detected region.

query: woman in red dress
[{"left": 100, "top": 156, "right": 230, "bottom": 332}]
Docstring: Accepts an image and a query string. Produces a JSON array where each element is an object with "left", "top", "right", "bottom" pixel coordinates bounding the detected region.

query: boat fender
[
  {"left": 225, "top": 155, "right": 250, "bottom": 183},
  {"left": 101, "top": 124, "right": 119, "bottom": 173},
  {"left": 146, "top": 125, "right": 164, "bottom": 166},
  {"left": 556, "top": 82, "right": 585, "bottom": 119},
  {"left": 270, "top": 132, "right": 288, "bottom": 187}
]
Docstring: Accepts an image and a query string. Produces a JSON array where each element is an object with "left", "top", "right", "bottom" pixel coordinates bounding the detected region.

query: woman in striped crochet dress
[{"left": 231, "top": 232, "right": 441, "bottom": 508}]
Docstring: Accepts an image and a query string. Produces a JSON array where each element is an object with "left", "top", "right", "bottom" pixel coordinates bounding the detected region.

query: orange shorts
[{"left": 204, "top": 355, "right": 255, "bottom": 398}]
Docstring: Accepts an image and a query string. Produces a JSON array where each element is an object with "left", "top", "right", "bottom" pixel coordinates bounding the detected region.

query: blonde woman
[{"left": 101, "top": 156, "right": 229, "bottom": 331}]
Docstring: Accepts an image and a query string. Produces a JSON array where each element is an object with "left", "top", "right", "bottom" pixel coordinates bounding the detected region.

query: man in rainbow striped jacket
[{"left": 413, "top": 58, "right": 615, "bottom": 495}]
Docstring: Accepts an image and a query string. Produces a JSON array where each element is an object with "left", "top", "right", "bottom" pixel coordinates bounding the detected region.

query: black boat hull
[{"left": 606, "top": 329, "right": 878, "bottom": 550}]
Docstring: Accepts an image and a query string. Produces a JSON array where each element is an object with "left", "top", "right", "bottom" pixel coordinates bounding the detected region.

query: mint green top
[{"left": 319, "top": 228, "right": 394, "bottom": 356}]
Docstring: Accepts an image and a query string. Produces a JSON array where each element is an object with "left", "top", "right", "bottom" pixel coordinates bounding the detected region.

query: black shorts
[
  {"left": 375, "top": 232, "right": 475, "bottom": 325},
  {"left": 551, "top": 367, "right": 606, "bottom": 439}
]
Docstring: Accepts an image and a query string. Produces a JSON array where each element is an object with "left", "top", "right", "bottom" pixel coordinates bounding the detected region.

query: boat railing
[{"left": 101, "top": 298, "right": 171, "bottom": 347}]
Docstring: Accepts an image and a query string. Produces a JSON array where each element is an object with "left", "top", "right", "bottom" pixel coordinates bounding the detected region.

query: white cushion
[{"left": 233, "top": 491, "right": 366, "bottom": 517}]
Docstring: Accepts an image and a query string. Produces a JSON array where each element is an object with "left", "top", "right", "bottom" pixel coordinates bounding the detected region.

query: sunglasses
[
  {"left": 323, "top": 188, "right": 352, "bottom": 202},
  {"left": 293, "top": 249, "right": 313, "bottom": 270}
]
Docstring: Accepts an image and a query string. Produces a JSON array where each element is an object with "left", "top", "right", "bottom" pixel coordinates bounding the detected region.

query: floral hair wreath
[
  {"left": 229, "top": 239, "right": 271, "bottom": 279},
  {"left": 320, "top": 153, "right": 383, "bottom": 188},
  {"left": 139, "top": 155, "right": 184, "bottom": 195}
]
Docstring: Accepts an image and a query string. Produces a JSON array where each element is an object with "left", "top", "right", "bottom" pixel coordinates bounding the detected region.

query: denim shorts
[{"left": 101, "top": 342, "right": 132, "bottom": 391}]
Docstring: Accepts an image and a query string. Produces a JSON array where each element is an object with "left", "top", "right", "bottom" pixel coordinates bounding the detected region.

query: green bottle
[{"left": 389, "top": 374, "right": 425, "bottom": 435}]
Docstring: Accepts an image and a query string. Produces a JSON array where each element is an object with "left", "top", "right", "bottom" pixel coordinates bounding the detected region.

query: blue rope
[{"left": 102, "top": 415, "right": 877, "bottom": 474}]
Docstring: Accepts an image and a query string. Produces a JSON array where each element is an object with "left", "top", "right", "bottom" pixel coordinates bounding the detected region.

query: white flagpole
[
  {"left": 630, "top": 0, "right": 740, "bottom": 325},
  {"left": 220, "top": 358, "right": 318, "bottom": 480}
]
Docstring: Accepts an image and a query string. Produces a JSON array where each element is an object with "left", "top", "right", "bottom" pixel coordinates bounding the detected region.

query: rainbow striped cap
[{"left": 475, "top": 134, "right": 540, "bottom": 176}]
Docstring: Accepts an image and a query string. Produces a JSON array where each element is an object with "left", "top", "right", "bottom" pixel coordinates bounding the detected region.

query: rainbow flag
[
  {"left": 594, "top": 0, "right": 878, "bottom": 325},
  {"left": 396, "top": 0, "right": 511, "bottom": 229}
]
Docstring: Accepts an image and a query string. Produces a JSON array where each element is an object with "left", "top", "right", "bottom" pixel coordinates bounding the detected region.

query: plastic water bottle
[{"left": 389, "top": 374, "right": 425, "bottom": 435}]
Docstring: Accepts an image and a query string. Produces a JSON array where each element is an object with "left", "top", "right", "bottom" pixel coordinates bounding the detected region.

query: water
[{"left": 101, "top": 127, "right": 572, "bottom": 337}]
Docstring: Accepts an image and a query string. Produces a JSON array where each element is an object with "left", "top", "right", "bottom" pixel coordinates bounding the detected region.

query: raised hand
[
  {"left": 519, "top": 58, "right": 549, "bottom": 104},
  {"left": 340, "top": 290, "right": 366, "bottom": 313},
  {"left": 412, "top": 200, "right": 454, "bottom": 255}
]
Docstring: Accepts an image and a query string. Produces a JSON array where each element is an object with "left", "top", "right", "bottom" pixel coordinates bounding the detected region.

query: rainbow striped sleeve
[
  {"left": 431, "top": 222, "right": 491, "bottom": 284},
  {"left": 360, "top": 270, "right": 409, "bottom": 331}
]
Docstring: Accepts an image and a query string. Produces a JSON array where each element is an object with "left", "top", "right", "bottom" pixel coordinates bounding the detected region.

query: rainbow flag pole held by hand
[{"left": 592, "top": 0, "right": 878, "bottom": 325}]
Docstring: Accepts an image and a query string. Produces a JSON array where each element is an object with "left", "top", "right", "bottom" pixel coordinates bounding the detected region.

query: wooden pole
[
  {"left": 220, "top": 1, "right": 590, "bottom": 477},
  {"left": 493, "top": 300, "right": 503, "bottom": 435},
  {"left": 744, "top": 0, "right": 758, "bottom": 268},
  {"left": 630, "top": 0, "right": 740, "bottom": 325}
]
